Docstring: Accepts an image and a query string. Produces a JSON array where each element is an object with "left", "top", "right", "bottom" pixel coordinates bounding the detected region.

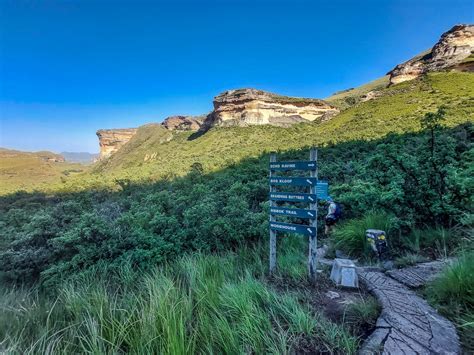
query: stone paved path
[
  {"left": 386, "top": 260, "right": 449, "bottom": 288},
  {"left": 358, "top": 269, "right": 460, "bottom": 355}
]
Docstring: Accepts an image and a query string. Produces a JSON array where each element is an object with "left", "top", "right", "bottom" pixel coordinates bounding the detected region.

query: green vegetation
[
  {"left": 325, "top": 76, "right": 389, "bottom": 110},
  {"left": 427, "top": 252, "right": 474, "bottom": 351},
  {"left": 343, "top": 297, "right": 381, "bottom": 335},
  {"left": 0, "top": 148, "right": 85, "bottom": 194},
  {"left": 332, "top": 213, "right": 393, "bottom": 259},
  {"left": 400, "top": 227, "right": 460, "bottom": 259},
  {"left": 0, "top": 240, "right": 361, "bottom": 354},
  {"left": 1, "top": 114, "right": 472, "bottom": 285}
]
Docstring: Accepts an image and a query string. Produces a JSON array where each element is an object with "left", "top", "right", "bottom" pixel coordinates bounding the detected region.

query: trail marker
[
  {"left": 269, "top": 148, "right": 329, "bottom": 283},
  {"left": 269, "top": 192, "right": 317, "bottom": 203},
  {"left": 270, "top": 207, "right": 316, "bottom": 219}
]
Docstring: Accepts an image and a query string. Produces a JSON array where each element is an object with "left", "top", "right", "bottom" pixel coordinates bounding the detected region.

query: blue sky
[{"left": 0, "top": 0, "right": 472, "bottom": 153}]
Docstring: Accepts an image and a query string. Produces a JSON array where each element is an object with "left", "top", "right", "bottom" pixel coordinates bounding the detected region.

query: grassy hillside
[
  {"left": 86, "top": 72, "right": 473, "bottom": 186},
  {"left": 0, "top": 149, "right": 85, "bottom": 194},
  {"left": 325, "top": 75, "right": 390, "bottom": 109}
]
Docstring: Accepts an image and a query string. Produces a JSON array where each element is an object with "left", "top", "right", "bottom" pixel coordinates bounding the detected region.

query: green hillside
[
  {"left": 325, "top": 75, "right": 390, "bottom": 109},
  {"left": 0, "top": 149, "right": 85, "bottom": 194},
  {"left": 87, "top": 72, "right": 473, "bottom": 186}
]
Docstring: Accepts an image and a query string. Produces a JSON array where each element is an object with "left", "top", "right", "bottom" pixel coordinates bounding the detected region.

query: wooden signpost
[{"left": 269, "top": 148, "right": 328, "bottom": 283}]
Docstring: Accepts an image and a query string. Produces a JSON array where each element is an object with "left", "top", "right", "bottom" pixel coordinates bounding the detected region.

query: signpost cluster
[{"left": 269, "top": 148, "right": 328, "bottom": 283}]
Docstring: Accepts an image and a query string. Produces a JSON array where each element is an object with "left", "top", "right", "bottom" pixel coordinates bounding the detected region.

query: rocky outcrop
[
  {"left": 203, "top": 88, "right": 339, "bottom": 129},
  {"left": 96, "top": 128, "right": 138, "bottom": 159},
  {"left": 161, "top": 115, "right": 205, "bottom": 131},
  {"left": 389, "top": 24, "right": 474, "bottom": 85}
]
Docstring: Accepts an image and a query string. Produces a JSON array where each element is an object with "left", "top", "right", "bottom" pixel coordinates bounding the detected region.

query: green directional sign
[
  {"left": 270, "top": 207, "right": 316, "bottom": 219},
  {"left": 270, "top": 222, "right": 316, "bottom": 236},
  {"left": 269, "top": 161, "right": 316, "bottom": 171},
  {"left": 316, "top": 181, "right": 329, "bottom": 199},
  {"left": 269, "top": 192, "right": 317, "bottom": 203},
  {"left": 269, "top": 177, "right": 318, "bottom": 186}
]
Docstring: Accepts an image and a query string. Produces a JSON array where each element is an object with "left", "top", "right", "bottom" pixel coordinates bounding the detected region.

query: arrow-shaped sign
[
  {"left": 269, "top": 161, "right": 317, "bottom": 171},
  {"left": 269, "top": 222, "right": 316, "bottom": 236},
  {"left": 269, "top": 192, "right": 317, "bottom": 203},
  {"left": 269, "top": 177, "right": 318, "bottom": 187},
  {"left": 270, "top": 207, "right": 317, "bottom": 219}
]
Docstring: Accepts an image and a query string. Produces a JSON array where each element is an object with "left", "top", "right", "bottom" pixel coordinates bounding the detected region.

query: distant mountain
[{"left": 61, "top": 151, "right": 99, "bottom": 164}]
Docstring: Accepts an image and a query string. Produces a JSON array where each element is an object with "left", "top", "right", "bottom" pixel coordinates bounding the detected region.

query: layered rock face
[
  {"left": 389, "top": 24, "right": 474, "bottom": 85},
  {"left": 161, "top": 115, "right": 204, "bottom": 131},
  {"left": 203, "top": 88, "right": 339, "bottom": 128},
  {"left": 96, "top": 128, "right": 138, "bottom": 159}
]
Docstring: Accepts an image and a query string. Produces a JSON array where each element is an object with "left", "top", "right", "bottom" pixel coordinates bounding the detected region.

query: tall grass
[
  {"left": 0, "top": 241, "right": 358, "bottom": 354},
  {"left": 401, "top": 227, "right": 458, "bottom": 258},
  {"left": 332, "top": 212, "right": 393, "bottom": 258},
  {"left": 426, "top": 251, "right": 474, "bottom": 352}
]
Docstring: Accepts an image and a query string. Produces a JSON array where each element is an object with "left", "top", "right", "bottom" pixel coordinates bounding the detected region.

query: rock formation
[
  {"left": 161, "top": 115, "right": 205, "bottom": 131},
  {"left": 95, "top": 90, "right": 339, "bottom": 157},
  {"left": 388, "top": 24, "right": 474, "bottom": 85},
  {"left": 96, "top": 128, "right": 138, "bottom": 159},
  {"left": 202, "top": 88, "right": 339, "bottom": 129}
]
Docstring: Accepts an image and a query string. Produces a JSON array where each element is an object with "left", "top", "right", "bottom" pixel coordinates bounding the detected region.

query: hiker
[{"left": 325, "top": 197, "right": 341, "bottom": 235}]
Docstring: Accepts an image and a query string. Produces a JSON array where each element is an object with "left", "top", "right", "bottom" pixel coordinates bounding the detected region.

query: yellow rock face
[
  {"left": 96, "top": 128, "right": 138, "bottom": 159},
  {"left": 389, "top": 24, "right": 474, "bottom": 85},
  {"left": 204, "top": 88, "right": 340, "bottom": 128}
]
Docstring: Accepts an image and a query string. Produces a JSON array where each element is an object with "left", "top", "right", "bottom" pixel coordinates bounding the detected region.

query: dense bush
[{"left": 0, "top": 122, "right": 472, "bottom": 285}]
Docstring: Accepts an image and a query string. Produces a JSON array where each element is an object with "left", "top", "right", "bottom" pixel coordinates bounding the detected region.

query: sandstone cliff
[
  {"left": 388, "top": 24, "right": 474, "bottom": 85},
  {"left": 96, "top": 128, "right": 138, "bottom": 159},
  {"left": 203, "top": 88, "right": 339, "bottom": 128},
  {"left": 161, "top": 115, "right": 205, "bottom": 131}
]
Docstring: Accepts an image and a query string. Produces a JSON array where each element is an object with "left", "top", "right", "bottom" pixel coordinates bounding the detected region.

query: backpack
[{"left": 333, "top": 203, "right": 343, "bottom": 220}]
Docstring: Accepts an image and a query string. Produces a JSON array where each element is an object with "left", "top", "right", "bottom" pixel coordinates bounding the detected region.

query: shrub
[
  {"left": 426, "top": 251, "right": 474, "bottom": 351},
  {"left": 401, "top": 227, "right": 459, "bottom": 258},
  {"left": 427, "top": 252, "right": 474, "bottom": 312},
  {"left": 332, "top": 212, "right": 393, "bottom": 258},
  {"left": 343, "top": 296, "right": 380, "bottom": 335}
]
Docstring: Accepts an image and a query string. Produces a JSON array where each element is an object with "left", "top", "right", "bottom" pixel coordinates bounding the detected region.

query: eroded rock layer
[
  {"left": 389, "top": 24, "right": 474, "bottom": 85},
  {"left": 203, "top": 88, "right": 339, "bottom": 128},
  {"left": 161, "top": 115, "right": 205, "bottom": 131},
  {"left": 96, "top": 128, "right": 138, "bottom": 159}
]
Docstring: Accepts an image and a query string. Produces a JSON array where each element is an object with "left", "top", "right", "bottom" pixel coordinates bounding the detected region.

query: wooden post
[
  {"left": 269, "top": 152, "right": 277, "bottom": 275},
  {"left": 308, "top": 147, "right": 318, "bottom": 283}
]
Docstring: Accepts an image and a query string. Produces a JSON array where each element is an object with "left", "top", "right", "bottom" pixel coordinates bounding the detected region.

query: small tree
[{"left": 421, "top": 106, "right": 446, "bottom": 158}]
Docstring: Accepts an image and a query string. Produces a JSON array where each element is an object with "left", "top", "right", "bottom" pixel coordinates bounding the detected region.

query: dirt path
[{"left": 358, "top": 265, "right": 460, "bottom": 354}]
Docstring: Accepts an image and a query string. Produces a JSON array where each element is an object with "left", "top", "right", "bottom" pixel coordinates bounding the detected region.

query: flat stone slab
[
  {"left": 386, "top": 260, "right": 448, "bottom": 288},
  {"left": 358, "top": 270, "right": 460, "bottom": 355},
  {"left": 330, "top": 258, "right": 359, "bottom": 288}
]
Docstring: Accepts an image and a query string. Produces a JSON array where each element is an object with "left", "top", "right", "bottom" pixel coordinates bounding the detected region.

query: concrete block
[{"left": 330, "top": 258, "right": 359, "bottom": 288}]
